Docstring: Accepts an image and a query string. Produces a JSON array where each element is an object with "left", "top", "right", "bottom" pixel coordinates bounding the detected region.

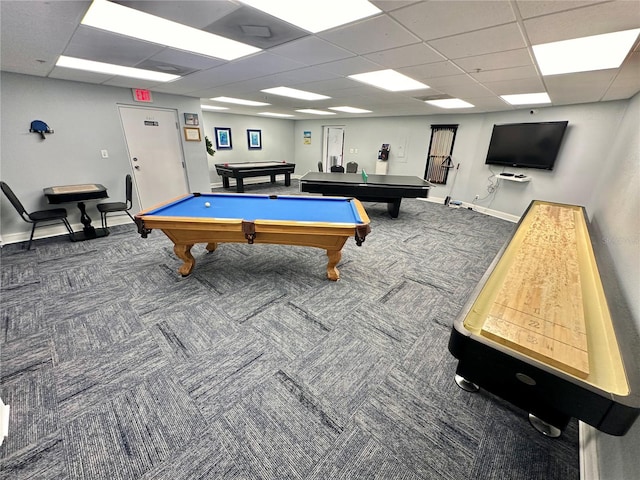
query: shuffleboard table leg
[
  {"left": 174, "top": 244, "right": 195, "bottom": 276},
  {"left": 326, "top": 249, "right": 341, "bottom": 281}
]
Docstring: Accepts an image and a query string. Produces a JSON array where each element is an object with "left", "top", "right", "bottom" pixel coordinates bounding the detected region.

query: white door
[
  {"left": 118, "top": 106, "right": 189, "bottom": 210},
  {"left": 322, "top": 126, "right": 345, "bottom": 170}
]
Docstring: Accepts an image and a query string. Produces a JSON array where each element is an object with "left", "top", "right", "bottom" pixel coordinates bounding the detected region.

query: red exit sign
[{"left": 132, "top": 88, "right": 153, "bottom": 103}]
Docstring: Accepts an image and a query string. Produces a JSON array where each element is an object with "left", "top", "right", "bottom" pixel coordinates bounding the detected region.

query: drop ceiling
[{"left": 1, "top": 0, "right": 639, "bottom": 119}]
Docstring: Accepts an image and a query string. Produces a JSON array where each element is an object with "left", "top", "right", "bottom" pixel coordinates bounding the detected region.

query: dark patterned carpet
[{"left": 0, "top": 180, "right": 580, "bottom": 479}]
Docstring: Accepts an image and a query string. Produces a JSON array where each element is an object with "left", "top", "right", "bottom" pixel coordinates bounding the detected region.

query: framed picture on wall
[
  {"left": 183, "top": 127, "right": 201, "bottom": 141},
  {"left": 247, "top": 129, "right": 262, "bottom": 149},
  {"left": 215, "top": 127, "right": 232, "bottom": 149},
  {"left": 184, "top": 113, "right": 199, "bottom": 125}
]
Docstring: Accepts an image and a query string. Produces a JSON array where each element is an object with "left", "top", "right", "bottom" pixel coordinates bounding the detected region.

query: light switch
[
  {"left": 349, "top": 148, "right": 354, "bottom": 154},
  {"left": 101, "top": 149, "right": 109, "bottom": 158}
]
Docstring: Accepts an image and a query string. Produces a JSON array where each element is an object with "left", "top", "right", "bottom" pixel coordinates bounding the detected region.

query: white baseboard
[
  {"left": 0, "top": 216, "right": 134, "bottom": 247},
  {"left": 580, "top": 422, "right": 600, "bottom": 480},
  {"left": 0, "top": 397, "right": 9, "bottom": 447},
  {"left": 420, "top": 196, "right": 520, "bottom": 223}
]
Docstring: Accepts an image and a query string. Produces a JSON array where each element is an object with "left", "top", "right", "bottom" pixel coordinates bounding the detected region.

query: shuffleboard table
[
  {"left": 215, "top": 161, "right": 295, "bottom": 193},
  {"left": 299, "top": 172, "right": 432, "bottom": 218},
  {"left": 135, "top": 193, "right": 371, "bottom": 280},
  {"left": 448, "top": 200, "right": 640, "bottom": 437}
]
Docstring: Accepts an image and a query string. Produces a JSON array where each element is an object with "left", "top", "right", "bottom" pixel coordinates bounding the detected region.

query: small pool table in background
[
  {"left": 135, "top": 193, "right": 371, "bottom": 280},
  {"left": 215, "top": 161, "right": 295, "bottom": 193}
]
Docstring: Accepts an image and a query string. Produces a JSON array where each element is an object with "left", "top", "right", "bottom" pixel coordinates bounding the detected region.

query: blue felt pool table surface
[{"left": 143, "top": 193, "right": 366, "bottom": 224}]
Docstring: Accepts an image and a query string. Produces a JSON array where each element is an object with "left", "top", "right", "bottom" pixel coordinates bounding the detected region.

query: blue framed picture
[
  {"left": 247, "top": 129, "right": 262, "bottom": 149},
  {"left": 214, "top": 127, "right": 232, "bottom": 149}
]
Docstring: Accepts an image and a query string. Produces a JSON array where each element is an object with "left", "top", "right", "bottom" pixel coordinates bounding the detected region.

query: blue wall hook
[{"left": 30, "top": 120, "right": 54, "bottom": 139}]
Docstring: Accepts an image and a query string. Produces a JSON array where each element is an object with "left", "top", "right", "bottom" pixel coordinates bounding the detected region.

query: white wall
[
  {"left": 0, "top": 72, "right": 210, "bottom": 239},
  {"left": 201, "top": 112, "right": 295, "bottom": 184},
  {"left": 293, "top": 100, "right": 628, "bottom": 218}
]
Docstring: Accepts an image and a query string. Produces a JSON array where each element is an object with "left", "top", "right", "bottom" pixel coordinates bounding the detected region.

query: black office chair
[
  {"left": 318, "top": 161, "right": 323, "bottom": 172},
  {"left": 97, "top": 174, "right": 134, "bottom": 229},
  {"left": 330, "top": 165, "right": 345, "bottom": 173},
  {"left": 346, "top": 161, "right": 358, "bottom": 173},
  {"left": 0, "top": 181, "right": 74, "bottom": 250}
]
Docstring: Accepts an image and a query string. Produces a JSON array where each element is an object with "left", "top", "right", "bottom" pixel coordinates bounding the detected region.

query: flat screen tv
[{"left": 485, "top": 121, "right": 568, "bottom": 170}]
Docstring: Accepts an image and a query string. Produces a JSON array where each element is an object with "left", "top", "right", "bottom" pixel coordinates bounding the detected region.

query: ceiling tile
[
  {"left": 515, "top": 0, "right": 605, "bottom": 19},
  {"left": 470, "top": 65, "right": 539, "bottom": 83},
  {"left": 64, "top": 26, "right": 165, "bottom": 67},
  {"left": 428, "top": 23, "right": 526, "bottom": 59},
  {"left": 545, "top": 70, "right": 620, "bottom": 103},
  {"left": 454, "top": 49, "right": 533, "bottom": 73},
  {"left": 270, "top": 37, "right": 355, "bottom": 65},
  {"left": 319, "top": 15, "right": 421, "bottom": 55},
  {"left": 399, "top": 61, "right": 466, "bottom": 81},
  {"left": 364, "top": 43, "right": 446, "bottom": 68},
  {"left": 524, "top": 1, "right": 640, "bottom": 44},
  {"left": 482, "top": 77, "right": 548, "bottom": 95},
  {"left": 390, "top": 0, "right": 516, "bottom": 40},
  {"left": 317, "top": 57, "right": 385, "bottom": 76}
]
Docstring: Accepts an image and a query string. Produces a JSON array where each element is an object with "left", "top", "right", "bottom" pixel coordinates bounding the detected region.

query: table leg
[
  {"left": 77, "top": 201, "right": 97, "bottom": 238},
  {"left": 236, "top": 178, "right": 245, "bottom": 193},
  {"left": 205, "top": 242, "right": 217, "bottom": 252},
  {"left": 387, "top": 199, "right": 402, "bottom": 218},
  {"left": 270, "top": 174, "right": 276, "bottom": 183},
  {"left": 326, "top": 249, "right": 341, "bottom": 281},
  {"left": 285, "top": 173, "right": 291, "bottom": 186},
  {"left": 174, "top": 244, "right": 195, "bottom": 276},
  {"left": 222, "top": 177, "right": 230, "bottom": 189}
]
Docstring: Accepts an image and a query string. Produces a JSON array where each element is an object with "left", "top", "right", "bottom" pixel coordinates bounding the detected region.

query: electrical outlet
[
  {"left": 101, "top": 149, "right": 109, "bottom": 158},
  {"left": 474, "top": 194, "right": 479, "bottom": 200}
]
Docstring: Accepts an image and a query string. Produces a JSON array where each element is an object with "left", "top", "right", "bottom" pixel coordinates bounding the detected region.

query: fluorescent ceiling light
[
  {"left": 240, "top": 0, "right": 381, "bottom": 33},
  {"left": 501, "top": 93, "right": 551, "bottom": 105},
  {"left": 82, "top": 0, "right": 260, "bottom": 61},
  {"left": 210, "top": 96, "right": 270, "bottom": 106},
  {"left": 56, "top": 55, "right": 179, "bottom": 82},
  {"left": 533, "top": 29, "right": 640, "bottom": 76},
  {"left": 426, "top": 99, "right": 474, "bottom": 109},
  {"left": 349, "top": 69, "right": 429, "bottom": 92},
  {"left": 295, "top": 109, "right": 336, "bottom": 115},
  {"left": 261, "top": 86, "right": 330, "bottom": 101},
  {"left": 201, "top": 105, "right": 229, "bottom": 111},
  {"left": 258, "top": 112, "right": 295, "bottom": 117},
  {"left": 329, "top": 106, "right": 372, "bottom": 113}
]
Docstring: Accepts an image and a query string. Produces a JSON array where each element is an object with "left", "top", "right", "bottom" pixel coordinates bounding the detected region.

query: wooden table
[{"left": 43, "top": 183, "right": 109, "bottom": 240}]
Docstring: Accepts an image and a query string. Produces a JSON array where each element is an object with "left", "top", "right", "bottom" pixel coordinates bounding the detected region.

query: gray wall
[
  {"left": 201, "top": 112, "right": 295, "bottom": 183},
  {"left": 0, "top": 72, "right": 210, "bottom": 240},
  {"left": 1, "top": 71, "right": 638, "bottom": 479}
]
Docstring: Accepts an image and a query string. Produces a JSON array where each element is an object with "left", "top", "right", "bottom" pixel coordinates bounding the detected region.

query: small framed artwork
[
  {"left": 215, "top": 127, "right": 232, "bottom": 149},
  {"left": 247, "top": 129, "right": 262, "bottom": 149},
  {"left": 183, "top": 127, "right": 201, "bottom": 142},
  {"left": 184, "top": 113, "right": 199, "bottom": 125}
]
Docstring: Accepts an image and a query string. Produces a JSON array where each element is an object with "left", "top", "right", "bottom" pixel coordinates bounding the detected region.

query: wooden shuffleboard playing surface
[{"left": 480, "top": 203, "right": 590, "bottom": 378}]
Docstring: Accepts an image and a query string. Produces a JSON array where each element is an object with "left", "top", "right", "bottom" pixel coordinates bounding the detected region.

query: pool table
[
  {"left": 134, "top": 193, "right": 371, "bottom": 280},
  {"left": 299, "top": 172, "right": 432, "bottom": 218},
  {"left": 215, "top": 161, "right": 295, "bottom": 193}
]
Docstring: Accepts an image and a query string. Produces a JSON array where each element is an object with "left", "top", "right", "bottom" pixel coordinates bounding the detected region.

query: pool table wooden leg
[
  {"left": 174, "top": 244, "right": 195, "bottom": 276},
  {"left": 205, "top": 242, "right": 217, "bottom": 252},
  {"left": 326, "top": 249, "right": 341, "bottom": 281}
]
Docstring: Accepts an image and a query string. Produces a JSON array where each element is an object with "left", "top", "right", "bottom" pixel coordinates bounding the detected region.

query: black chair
[
  {"left": 0, "top": 181, "right": 74, "bottom": 250},
  {"left": 97, "top": 174, "right": 134, "bottom": 229},
  {"left": 330, "top": 165, "right": 345, "bottom": 173},
  {"left": 318, "top": 161, "right": 323, "bottom": 172},
  {"left": 346, "top": 161, "right": 358, "bottom": 173}
]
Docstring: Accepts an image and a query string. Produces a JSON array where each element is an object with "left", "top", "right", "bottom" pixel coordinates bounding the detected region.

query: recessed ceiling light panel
[
  {"left": 533, "top": 29, "right": 640, "bottom": 76},
  {"left": 426, "top": 99, "right": 474, "bottom": 109},
  {"left": 349, "top": 69, "right": 429, "bottom": 92},
  {"left": 82, "top": 0, "right": 261, "bottom": 61},
  {"left": 501, "top": 93, "right": 551, "bottom": 105},
  {"left": 56, "top": 55, "right": 179, "bottom": 82},
  {"left": 201, "top": 105, "right": 230, "bottom": 111},
  {"left": 261, "top": 86, "right": 330, "bottom": 100},
  {"left": 329, "top": 106, "right": 372, "bottom": 113},
  {"left": 211, "top": 96, "right": 270, "bottom": 106},
  {"left": 258, "top": 112, "right": 295, "bottom": 117},
  {"left": 240, "top": 0, "right": 381, "bottom": 33},
  {"left": 295, "top": 109, "right": 336, "bottom": 115}
]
